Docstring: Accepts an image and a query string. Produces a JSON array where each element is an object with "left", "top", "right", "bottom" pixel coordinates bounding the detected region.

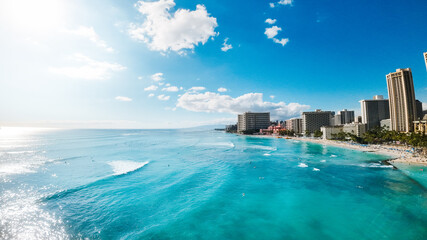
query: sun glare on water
[{"left": 0, "top": 127, "right": 54, "bottom": 138}]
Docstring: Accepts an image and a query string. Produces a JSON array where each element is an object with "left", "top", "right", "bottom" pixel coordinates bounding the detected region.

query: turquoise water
[{"left": 0, "top": 128, "right": 426, "bottom": 239}]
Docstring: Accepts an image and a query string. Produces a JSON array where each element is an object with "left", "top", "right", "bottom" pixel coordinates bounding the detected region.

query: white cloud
[
  {"left": 269, "top": 3, "right": 275, "bottom": 8},
  {"left": 188, "top": 86, "right": 206, "bottom": 92},
  {"left": 151, "top": 72, "right": 164, "bottom": 81},
  {"left": 157, "top": 94, "right": 170, "bottom": 101},
  {"left": 63, "top": 26, "right": 114, "bottom": 52},
  {"left": 138, "top": 76, "right": 143, "bottom": 80},
  {"left": 165, "top": 83, "right": 171, "bottom": 87},
  {"left": 278, "top": 0, "right": 293, "bottom": 6},
  {"left": 176, "top": 92, "right": 310, "bottom": 119},
  {"left": 221, "top": 38, "right": 232, "bottom": 52},
  {"left": 129, "top": 0, "right": 218, "bottom": 54},
  {"left": 270, "top": 95, "right": 275, "bottom": 99},
  {"left": 162, "top": 86, "right": 179, "bottom": 92},
  {"left": 115, "top": 96, "right": 132, "bottom": 102},
  {"left": 48, "top": 54, "right": 125, "bottom": 80},
  {"left": 265, "top": 26, "right": 289, "bottom": 47},
  {"left": 158, "top": 82, "right": 165, "bottom": 86},
  {"left": 273, "top": 38, "right": 289, "bottom": 46},
  {"left": 148, "top": 93, "right": 155, "bottom": 97},
  {"left": 144, "top": 85, "right": 158, "bottom": 91},
  {"left": 218, "top": 87, "right": 227, "bottom": 92},
  {"left": 265, "top": 26, "right": 281, "bottom": 39},
  {"left": 265, "top": 18, "right": 277, "bottom": 24}
]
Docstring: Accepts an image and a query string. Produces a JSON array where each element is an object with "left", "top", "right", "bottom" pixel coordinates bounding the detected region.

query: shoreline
[{"left": 239, "top": 134, "right": 427, "bottom": 166}]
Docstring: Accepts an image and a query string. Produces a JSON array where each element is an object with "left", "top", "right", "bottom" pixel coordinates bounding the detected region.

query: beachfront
[{"left": 246, "top": 134, "right": 427, "bottom": 166}]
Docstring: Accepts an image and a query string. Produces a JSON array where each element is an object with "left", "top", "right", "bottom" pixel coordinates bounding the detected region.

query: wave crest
[{"left": 108, "top": 161, "right": 149, "bottom": 176}]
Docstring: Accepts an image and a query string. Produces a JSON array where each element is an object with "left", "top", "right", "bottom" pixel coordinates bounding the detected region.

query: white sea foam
[
  {"left": 201, "top": 142, "right": 235, "bottom": 148},
  {"left": 320, "top": 160, "right": 326, "bottom": 163},
  {"left": 330, "top": 155, "right": 337, "bottom": 158},
  {"left": 359, "top": 163, "right": 393, "bottom": 169},
  {"left": 108, "top": 161, "right": 149, "bottom": 175},
  {"left": 298, "top": 163, "right": 308, "bottom": 168},
  {"left": 313, "top": 168, "right": 320, "bottom": 171},
  {"left": 263, "top": 153, "right": 271, "bottom": 156},
  {"left": 248, "top": 145, "right": 276, "bottom": 151},
  {"left": 214, "top": 142, "right": 235, "bottom": 148}
]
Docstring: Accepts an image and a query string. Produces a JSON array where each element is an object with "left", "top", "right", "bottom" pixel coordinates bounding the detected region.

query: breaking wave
[
  {"left": 298, "top": 163, "right": 308, "bottom": 168},
  {"left": 108, "top": 161, "right": 149, "bottom": 176}
]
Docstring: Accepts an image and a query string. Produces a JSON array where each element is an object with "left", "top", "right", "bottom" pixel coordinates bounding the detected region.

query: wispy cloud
[
  {"left": 148, "top": 93, "right": 155, "bottom": 97},
  {"left": 157, "top": 94, "right": 170, "bottom": 101},
  {"left": 63, "top": 26, "right": 114, "bottom": 52},
  {"left": 162, "top": 86, "right": 179, "bottom": 92},
  {"left": 129, "top": 0, "right": 218, "bottom": 54},
  {"left": 144, "top": 85, "right": 158, "bottom": 91},
  {"left": 188, "top": 86, "right": 206, "bottom": 92},
  {"left": 115, "top": 96, "right": 132, "bottom": 102},
  {"left": 273, "top": 38, "right": 289, "bottom": 46},
  {"left": 270, "top": 0, "right": 293, "bottom": 8},
  {"left": 221, "top": 38, "right": 232, "bottom": 52},
  {"left": 151, "top": 72, "right": 164, "bottom": 81},
  {"left": 218, "top": 87, "right": 227, "bottom": 92},
  {"left": 278, "top": 0, "right": 293, "bottom": 6},
  {"left": 177, "top": 92, "right": 309, "bottom": 119},
  {"left": 48, "top": 54, "right": 125, "bottom": 80},
  {"left": 265, "top": 18, "right": 277, "bottom": 24}
]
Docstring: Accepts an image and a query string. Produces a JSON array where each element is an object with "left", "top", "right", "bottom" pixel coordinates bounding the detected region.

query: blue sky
[{"left": 0, "top": 0, "right": 426, "bottom": 128}]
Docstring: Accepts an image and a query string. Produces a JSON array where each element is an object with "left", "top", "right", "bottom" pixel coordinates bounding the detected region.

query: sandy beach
[{"left": 245, "top": 134, "right": 427, "bottom": 166}]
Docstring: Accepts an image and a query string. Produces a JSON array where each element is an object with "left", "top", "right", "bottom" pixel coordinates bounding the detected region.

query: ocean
[{"left": 0, "top": 127, "right": 426, "bottom": 239}]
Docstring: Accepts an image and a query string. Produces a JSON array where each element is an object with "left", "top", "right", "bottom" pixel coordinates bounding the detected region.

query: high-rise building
[
  {"left": 355, "top": 116, "right": 362, "bottom": 123},
  {"left": 285, "top": 118, "right": 302, "bottom": 133},
  {"left": 333, "top": 109, "right": 355, "bottom": 125},
  {"left": 360, "top": 95, "right": 390, "bottom": 130},
  {"left": 237, "top": 112, "right": 270, "bottom": 132},
  {"left": 424, "top": 52, "right": 427, "bottom": 70},
  {"left": 416, "top": 100, "right": 424, "bottom": 120},
  {"left": 386, "top": 68, "right": 417, "bottom": 132},
  {"left": 302, "top": 109, "right": 334, "bottom": 134}
]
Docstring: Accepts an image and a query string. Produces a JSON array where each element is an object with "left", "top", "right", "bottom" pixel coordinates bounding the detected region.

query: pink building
[{"left": 260, "top": 124, "right": 285, "bottom": 135}]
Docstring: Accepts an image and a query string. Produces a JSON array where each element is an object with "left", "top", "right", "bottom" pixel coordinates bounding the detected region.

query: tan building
[
  {"left": 285, "top": 118, "right": 302, "bottom": 133},
  {"left": 321, "top": 126, "right": 343, "bottom": 140},
  {"left": 237, "top": 112, "right": 270, "bottom": 132},
  {"left": 343, "top": 123, "right": 367, "bottom": 137},
  {"left": 413, "top": 118, "right": 427, "bottom": 134},
  {"left": 424, "top": 52, "right": 427, "bottom": 70},
  {"left": 386, "top": 68, "right": 417, "bottom": 132}
]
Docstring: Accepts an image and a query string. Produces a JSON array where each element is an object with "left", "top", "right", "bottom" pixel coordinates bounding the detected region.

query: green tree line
[{"left": 331, "top": 126, "right": 427, "bottom": 148}]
